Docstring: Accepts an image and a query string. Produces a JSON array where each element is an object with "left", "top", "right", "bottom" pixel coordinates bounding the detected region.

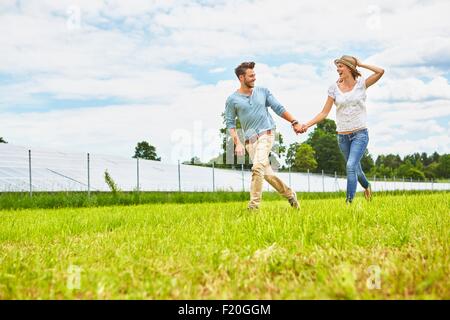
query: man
[{"left": 225, "top": 61, "right": 303, "bottom": 210}]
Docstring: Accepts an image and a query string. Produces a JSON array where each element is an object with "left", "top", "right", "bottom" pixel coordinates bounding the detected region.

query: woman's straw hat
[{"left": 334, "top": 55, "right": 358, "bottom": 72}]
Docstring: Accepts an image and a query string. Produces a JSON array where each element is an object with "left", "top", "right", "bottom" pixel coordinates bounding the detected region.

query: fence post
[
  {"left": 212, "top": 162, "right": 215, "bottom": 192},
  {"left": 288, "top": 166, "right": 291, "bottom": 188},
  {"left": 322, "top": 170, "right": 325, "bottom": 192},
  {"left": 136, "top": 157, "right": 140, "bottom": 193},
  {"left": 334, "top": 171, "right": 337, "bottom": 192},
  {"left": 431, "top": 178, "right": 434, "bottom": 191},
  {"left": 373, "top": 175, "right": 376, "bottom": 192},
  {"left": 241, "top": 164, "right": 245, "bottom": 192},
  {"left": 410, "top": 177, "right": 413, "bottom": 190},
  {"left": 178, "top": 160, "right": 181, "bottom": 192},
  {"left": 307, "top": 169, "right": 310, "bottom": 192},
  {"left": 384, "top": 175, "right": 386, "bottom": 192},
  {"left": 28, "top": 149, "right": 32, "bottom": 197},
  {"left": 393, "top": 176, "right": 396, "bottom": 191},
  {"left": 87, "top": 153, "right": 90, "bottom": 198},
  {"left": 403, "top": 176, "right": 405, "bottom": 191}
]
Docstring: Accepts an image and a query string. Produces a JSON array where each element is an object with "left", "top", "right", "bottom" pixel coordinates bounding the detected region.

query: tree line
[
  {"left": 208, "top": 118, "right": 449, "bottom": 181},
  {"left": 2, "top": 125, "right": 448, "bottom": 181},
  {"left": 283, "top": 119, "right": 449, "bottom": 181}
]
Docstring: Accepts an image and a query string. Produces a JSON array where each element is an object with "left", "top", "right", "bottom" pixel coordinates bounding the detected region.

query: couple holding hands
[{"left": 225, "top": 56, "right": 384, "bottom": 209}]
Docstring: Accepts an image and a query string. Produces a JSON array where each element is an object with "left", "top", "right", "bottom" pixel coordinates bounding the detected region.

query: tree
[
  {"left": 311, "top": 134, "right": 345, "bottom": 174},
  {"left": 294, "top": 143, "right": 317, "bottom": 171},
  {"left": 184, "top": 156, "right": 202, "bottom": 165},
  {"left": 0, "top": 137, "right": 7, "bottom": 143},
  {"left": 403, "top": 153, "right": 421, "bottom": 166},
  {"left": 423, "top": 152, "right": 441, "bottom": 179},
  {"left": 272, "top": 131, "right": 286, "bottom": 157},
  {"left": 268, "top": 131, "right": 286, "bottom": 171},
  {"left": 420, "top": 152, "right": 435, "bottom": 167},
  {"left": 430, "top": 152, "right": 440, "bottom": 163},
  {"left": 374, "top": 164, "right": 394, "bottom": 178},
  {"left": 306, "top": 119, "right": 345, "bottom": 174},
  {"left": 316, "top": 118, "right": 338, "bottom": 135},
  {"left": 376, "top": 154, "right": 402, "bottom": 169},
  {"left": 436, "top": 154, "right": 450, "bottom": 179},
  {"left": 286, "top": 142, "right": 300, "bottom": 168},
  {"left": 361, "top": 150, "right": 375, "bottom": 173},
  {"left": 424, "top": 162, "right": 439, "bottom": 179},
  {"left": 133, "top": 141, "right": 161, "bottom": 161},
  {"left": 408, "top": 168, "right": 426, "bottom": 180},
  {"left": 396, "top": 160, "right": 425, "bottom": 180},
  {"left": 396, "top": 161, "right": 413, "bottom": 178}
]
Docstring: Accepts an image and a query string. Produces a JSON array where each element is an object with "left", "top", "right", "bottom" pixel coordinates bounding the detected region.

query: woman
[{"left": 300, "top": 55, "right": 384, "bottom": 203}]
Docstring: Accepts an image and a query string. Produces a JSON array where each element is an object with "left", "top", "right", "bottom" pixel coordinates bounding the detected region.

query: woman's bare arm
[
  {"left": 356, "top": 58, "right": 384, "bottom": 88},
  {"left": 300, "top": 96, "right": 334, "bottom": 132}
]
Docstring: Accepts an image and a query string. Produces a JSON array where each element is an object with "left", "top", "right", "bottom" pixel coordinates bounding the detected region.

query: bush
[{"left": 104, "top": 170, "right": 121, "bottom": 195}]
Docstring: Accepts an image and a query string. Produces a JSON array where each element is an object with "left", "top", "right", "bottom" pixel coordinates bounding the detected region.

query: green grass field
[{"left": 0, "top": 192, "right": 449, "bottom": 299}]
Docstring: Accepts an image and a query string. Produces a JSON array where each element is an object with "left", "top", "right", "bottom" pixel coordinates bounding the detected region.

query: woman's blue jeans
[{"left": 338, "top": 129, "right": 370, "bottom": 202}]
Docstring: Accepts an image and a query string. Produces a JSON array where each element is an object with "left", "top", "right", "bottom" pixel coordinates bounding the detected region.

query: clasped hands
[{"left": 292, "top": 123, "right": 308, "bottom": 134}]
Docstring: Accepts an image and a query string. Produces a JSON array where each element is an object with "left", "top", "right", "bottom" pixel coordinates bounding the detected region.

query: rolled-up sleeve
[
  {"left": 224, "top": 97, "right": 236, "bottom": 129},
  {"left": 264, "top": 88, "right": 286, "bottom": 116}
]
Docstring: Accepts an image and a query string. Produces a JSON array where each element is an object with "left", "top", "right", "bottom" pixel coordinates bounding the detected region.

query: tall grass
[
  {"left": 0, "top": 190, "right": 446, "bottom": 210},
  {"left": 0, "top": 193, "right": 448, "bottom": 299}
]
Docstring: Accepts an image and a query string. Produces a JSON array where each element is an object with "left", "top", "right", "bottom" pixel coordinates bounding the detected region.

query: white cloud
[
  {"left": 3, "top": 1, "right": 450, "bottom": 73},
  {"left": 0, "top": 69, "right": 199, "bottom": 110},
  {"left": 0, "top": 0, "right": 449, "bottom": 162},
  {"left": 369, "top": 133, "right": 450, "bottom": 157},
  {"left": 209, "top": 67, "right": 226, "bottom": 73},
  {"left": 369, "top": 76, "right": 450, "bottom": 103},
  {"left": 0, "top": 80, "right": 235, "bottom": 163},
  {"left": 3, "top": 62, "right": 447, "bottom": 163},
  {"left": 366, "top": 35, "right": 450, "bottom": 67}
]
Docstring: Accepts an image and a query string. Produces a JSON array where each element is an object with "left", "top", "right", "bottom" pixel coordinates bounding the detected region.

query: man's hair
[{"left": 234, "top": 61, "right": 255, "bottom": 78}]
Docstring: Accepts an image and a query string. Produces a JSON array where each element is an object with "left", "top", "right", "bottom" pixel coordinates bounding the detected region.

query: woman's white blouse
[{"left": 328, "top": 77, "right": 367, "bottom": 132}]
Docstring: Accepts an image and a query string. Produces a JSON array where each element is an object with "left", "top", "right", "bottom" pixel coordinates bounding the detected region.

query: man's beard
[{"left": 244, "top": 81, "right": 255, "bottom": 88}]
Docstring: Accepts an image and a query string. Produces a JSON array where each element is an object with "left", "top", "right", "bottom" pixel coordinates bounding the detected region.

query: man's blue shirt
[{"left": 225, "top": 87, "right": 286, "bottom": 140}]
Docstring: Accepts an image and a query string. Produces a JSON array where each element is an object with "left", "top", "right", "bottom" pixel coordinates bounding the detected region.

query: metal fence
[{"left": 1, "top": 144, "right": 449, "bottom": 195}]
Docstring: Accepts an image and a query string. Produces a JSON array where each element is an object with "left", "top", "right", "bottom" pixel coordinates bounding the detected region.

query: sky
[{"left": 1, "top": 0, "right": 449, "bottom": 164}]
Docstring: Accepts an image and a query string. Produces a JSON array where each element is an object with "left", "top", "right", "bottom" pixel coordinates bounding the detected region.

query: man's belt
[{"left": 245, "top": 130, "right": 272, "bottom": 144}]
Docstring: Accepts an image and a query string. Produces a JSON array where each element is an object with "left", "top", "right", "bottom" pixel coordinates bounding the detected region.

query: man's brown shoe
[
  {"left": 288, "top": 192, "right": 300, "bottom": 209},
  {"left": 364, "top": 185, "right": 372, "bottom": 201}
]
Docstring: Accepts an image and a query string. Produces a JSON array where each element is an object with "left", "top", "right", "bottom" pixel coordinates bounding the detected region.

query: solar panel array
[{"left": 1, "top": 144, "right": 447, "bottom": 193}]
